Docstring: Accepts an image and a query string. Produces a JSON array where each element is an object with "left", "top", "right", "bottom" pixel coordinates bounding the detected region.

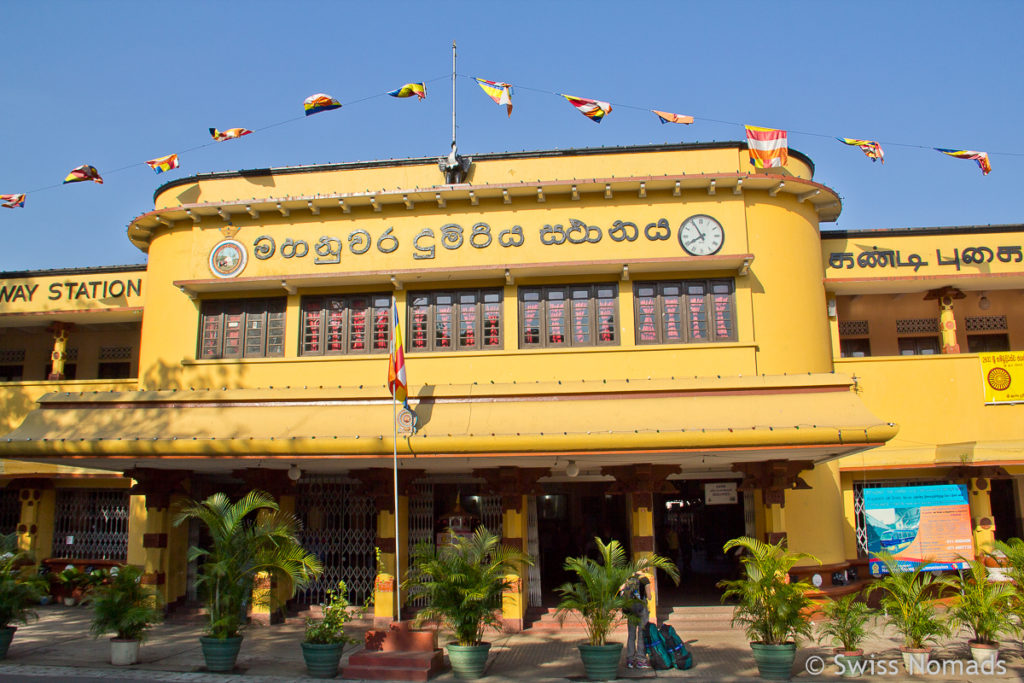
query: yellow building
[{"left": 0, "top": 142, "right": 1019, "bottom": 627}]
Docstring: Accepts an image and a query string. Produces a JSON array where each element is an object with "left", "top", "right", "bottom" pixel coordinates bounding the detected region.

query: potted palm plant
[
  {"left": 87, "top": 564, "right": 163, "bottom": 665},
  {"left": 817, "top": 592, "right": 873, "bottom": 677},
  {"left": 867, "top": 551, "right": 949, "bottom": 674},
  {"left": 718, "top": 536, "right": 820, "bottom": 681},
  {"left": 403, "top": 526, "right": 533, "bottom": 680},
  {"left": 0, "top": 533, "right": 45, "bottom": 659},
  {"left": 940, "top": 558, "right": 1015, "bottom": 667},
  {"left": 554, "top": 537, "right": 679, "bottom": 681},
  {"left": 174, "top": 490, "right": 322, "bottom": 672},
  {"left": 301, "top": 579, "right": 359, "bottom": 678},
  {"left": 55, "top": 565, "right": 89, "bottom": 606}
]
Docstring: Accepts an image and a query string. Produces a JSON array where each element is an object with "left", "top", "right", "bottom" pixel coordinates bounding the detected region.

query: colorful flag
[
  {"left": 652, "top": 109, "right": 694, "bottom": 125},
  {"left": 304, "top": 93, "right": 342, "bottom": 116},
  {"left": 561, "top": 94, "right": 612, "bottom": 123},
  {"left": 475, "top": 78, "right": 513, "bottom": 117},
  {"left": 935, "top": 148, "right": 992, "bottom": 175},
  {"left": 63, "top": 165, "right": 103, "bottom": 184},
  {"left": 837, "top": 138, "right": 884, "bottom": 163},
  {"left": 209, "top": 127, "right": 252, "bottom": 141},
  {"left": 388, "top": 83, "right": 426, "bottom": 100},
  {"left": 388, "top": 298, "right": 408, "bottom": 406},
  {"left": 145, "top": 153, "right": 180, "bottom": 174},
  {"left": 0, "top": 194, "right": 25, "bottom": 209},
  {"left": 745, "top": 125, "right": 788, "bottom": 168}
]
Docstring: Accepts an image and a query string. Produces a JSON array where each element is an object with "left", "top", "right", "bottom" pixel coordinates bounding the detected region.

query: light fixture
[
  {"left": 287, "top": 464, "right": 302, "bottom": 481},
  {"left": 978, "top": 292, "right": 991, "bottom": 310},
  {"left": 566, "top": 460, "right": 580, "bottom": 478}
]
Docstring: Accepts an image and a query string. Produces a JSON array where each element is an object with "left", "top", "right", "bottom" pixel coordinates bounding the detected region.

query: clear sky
[{"left": 2, "top": 0, "right": 1021, "bottom": 272}]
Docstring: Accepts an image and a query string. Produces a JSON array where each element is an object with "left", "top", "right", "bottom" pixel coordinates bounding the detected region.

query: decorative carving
[
  {"left": 473, "top": 467, "right": 548, "bottom": 513},
  {"left": 125, "top": 468, "right": 190, "bottom": 509},
  {"left": 601, "top": 464, "right": 680, "bottom": 496},
  {"left": 948, "top": 465, "right": 1011, "bottom": 482},
  {"left": 732, "top": 460, "right": 813, "bottom": 509},
  {"left": 350, "top": 468, "right": 426, "bottom": 513},
  {"left": 232, "top": 468, "right": 294, "bottom": 499}
]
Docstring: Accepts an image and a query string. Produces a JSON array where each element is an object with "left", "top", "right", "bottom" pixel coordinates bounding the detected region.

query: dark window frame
[
  {"left": 967, "top": 333, "right": 1010, "bottom": 354},
  {"left": 633, "top": 279, "right": 737, "bottom": 345},
  {"left": 519, "top": 283, "right": 619, "bottom": 349},
  {"left": 840, "top": 338, "right": 872, "bottom": 358},
  {"left": 898, "top": 336, "right": 941, "bottom": 356},
  {"left": 198, "top": 297, "right": 286, "bottom": 359},
  {"left": 300, "top": 292, "right": 392, "bottom": 356},
  {"left": 407, "top": 288, "right": 504, "bottom": 353}
]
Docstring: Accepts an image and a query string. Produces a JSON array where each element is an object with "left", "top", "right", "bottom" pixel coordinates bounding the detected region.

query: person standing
[{"left": 620, "top": 571, "right": 651, "bottom": 669}]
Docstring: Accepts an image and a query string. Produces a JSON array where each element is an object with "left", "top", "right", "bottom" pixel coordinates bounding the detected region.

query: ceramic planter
[
  {"left": 750, "top": 642, "right": 797, "bottom": 681},
  {"left": 833, "top": 648, "right": 864, "bottom": 677},
  {"left": 447, "top": 642, "right": 491, "bottom": 679},
  {"left": 900, "top": 647, "right": 930, "bottom": 675},
  {"left": 969, "top": 640, "right": 999, "bottom": 668},
  {"left": 577, "top": 642, "right": 623, "bottom": 681},
  {"left": 301, "top": 641, "right": 343, "bottom": 678},
  {"left": 199, "top": 635, "right": 243, "bottom": 672},
  {"left": 0, "top": 626, "right": 16, "bottom": 660},
  {"left": 110, "top": 638, "right": 140, "bottom": 665}
]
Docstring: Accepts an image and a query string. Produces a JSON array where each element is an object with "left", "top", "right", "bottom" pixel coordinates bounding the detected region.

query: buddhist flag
[
  {"left": 145, "top": 153, "right": 180, "bottom": 174},
  {"left": 475, "top": 78, "right": 513, "bottom": 117},
  {"left": 0, "top": 194, "right": 25, "bottom": 209},
  {"left": 745, "top": 125, "right": 788, "bottom": 168},
  {"left": 652, "top": 110, "right": 694, "bottom": 125},
  {"left": 388, "top": 82, "right": 425, "bottom": 99},
  {"left": 935, "top": 148, "right": 992, "bottom": 175},
  {"left": 63, "top": 164, "right": 103, "bottom": 184},
  {"left": 388, "top": 298, "right": 408, "bottom": 405},
  {"left": 209, "top": 127, "right": 252, "bottom": 141},
  {"left": 304, "top": 93, "right": 342, "bottom": 116},
  {"left": 561, "top": 94, "right": 612, "bottom": 123},
  {"left": 837, "top": 138, "right": 884, "bottom": 163}
]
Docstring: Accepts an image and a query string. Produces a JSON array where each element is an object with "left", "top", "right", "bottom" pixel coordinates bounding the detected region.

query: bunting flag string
[
  {"left": 303, "top": 93, "right": 342, "bottom": 116},
  {"left": 63, "top": 165, "right": 104, "bottom": 185},
  {"left": 475, "top": 78, "right": 513, "bottom": 117},
  {"left": 838, "top": 138, "right": 885, "bottom": 164},
  {"left": 210, "top": 127, "right": 253, "bottom": 141},
  {"left": 0, "top": 194, "right": 25, "bottom": 209},
  {"left": 935, "top": 148, "right": 992, "bottom": 175},
  {"left": 745, "top": 125, "right": 788, "bottom": 169},
  {"left": 652, "top": 110, "right": 694, "bottom": 125},
  {"left": 388, "top": 82, "right": 426, "bottom": 99},
  {"left": 561, "top": 94, "right": 612, "bottom": 123},
  {"left": 145, "top": 154, "right": 180, "bottom": 174}
]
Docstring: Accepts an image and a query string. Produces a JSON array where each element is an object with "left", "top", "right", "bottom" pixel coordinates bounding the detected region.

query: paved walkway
[{"left": 0, "top": 604, "right": 1022, "bottom": 681}]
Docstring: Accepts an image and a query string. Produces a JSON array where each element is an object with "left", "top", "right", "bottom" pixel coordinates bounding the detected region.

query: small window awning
[{"left": 0, "top": 374, "right": 897, "bottom": 475}]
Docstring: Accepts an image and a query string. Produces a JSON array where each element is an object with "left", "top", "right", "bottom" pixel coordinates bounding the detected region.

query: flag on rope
[
  {"left": 0, "top": 194, "right": 25, "bottom": 208},
  {"left": 303, "top": 93, "right": 342, "bottom": 116},
  {"left": 388, "top": 298, "right": 408, "bottom": 406},
  {"left": 63, "top": 164, "right": 103, "bottom": 184},
  {"left": 745, "top": 125, "right": 788, "bottom": 168},
  {"left": 561, "top": 94, "right": 612, "bottom": 123},
  {"left": 935, "top": 148, "right": 992, "bottom": 175},
  {"left": 475, "top": 78, "right": 513, "bottom": 116},
  {"left": 209, "top": 127, "right": 252, "bottom": 141},
  {"left": 388, "top": 82, "right": 425, "bottom": 99},
  {"left": 837, "top": 138, "right": 885, "bottom": 163},
  {"left": 652, "top": 109, "right": 694, "bottom": 125},
  {"left": 145, "top": 153, "right": 180, "bottom": 174}
]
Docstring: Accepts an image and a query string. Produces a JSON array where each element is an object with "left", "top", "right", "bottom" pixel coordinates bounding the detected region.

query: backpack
[
  {"left": 620, "top": 576, "right": 647, "bottom": 617},
  {"left": 659, "top": 623, "right": 694, "bottom": 670},
  {"left": 642, "top": 621, "right": 673, "bottom": 670}
]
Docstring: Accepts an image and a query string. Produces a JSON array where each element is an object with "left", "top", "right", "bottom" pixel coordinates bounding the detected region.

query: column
[
  {"left": 125, "top": 469, "right": 190, "bottom": 608},
  {"left": 14, "top": 481, "right": 54, "bottom": 563},
  {"left": 924, "top": 287, "right": 964, "bottom": 354},
  {"left": 46, "top": 322, "right": 74, "bottom": 380},
  {"left": 969, "top": 477, "right": 996, "bottom": 554}
]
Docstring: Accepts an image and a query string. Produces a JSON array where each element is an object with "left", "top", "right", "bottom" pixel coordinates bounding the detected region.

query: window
[
  {"left": 98, "top": 362, "right": 131, "bottom": 379},
  {"left": 840, "top": 338, "right": 871, "bottom": 358},
  {"left": 408, "top": 289, "right": 503, "bottom": 352},
  {"left": 634, "top": 279, "right": 736, "bottom": 344},
  {"left": 520, "top": 283, "right": 617, "bottom": 348},
  {"left": 898, "top": 337, "right": 940, "bottom": 355},
  {"left": 968, "top": 333, "right": 1010, "bottom": 353},
  {"left": 198, "top": 298, "right": 285, "bottom": 359},
  {"left": 0, "top": 365, "right": 22, "bottom": 381},
  {"left": 301, "top": 293, "right": 390, "bottom": 356}
]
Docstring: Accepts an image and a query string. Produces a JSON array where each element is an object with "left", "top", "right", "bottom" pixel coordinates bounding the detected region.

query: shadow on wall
[{"left": 140, "top": 356, "right": 250, "bottom": 392}]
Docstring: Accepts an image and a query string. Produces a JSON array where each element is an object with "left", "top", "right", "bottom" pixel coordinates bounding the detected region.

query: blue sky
[{"left": 2, "top": 1, "right": 1021, "bottom": 271}]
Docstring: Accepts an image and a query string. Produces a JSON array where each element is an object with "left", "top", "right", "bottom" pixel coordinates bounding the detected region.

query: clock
[{"left": 678, "top": 214, "right": 724, "bottom": 256}]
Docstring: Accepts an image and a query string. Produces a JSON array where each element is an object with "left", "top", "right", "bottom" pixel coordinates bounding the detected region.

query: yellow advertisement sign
[{"left": 980, "top": 351, "right": 1024, "bottom": 404}]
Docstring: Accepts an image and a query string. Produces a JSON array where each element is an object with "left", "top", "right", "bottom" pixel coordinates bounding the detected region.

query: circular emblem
[
  {"left": 209, "top": 239, "right": 248, "bottom": 279},
  {"left": 987, "top": 367, "right": 1011, "bottom": 392},
  {"left": 397, "top": 406, "right": 418, "bottom": 434},
  {"left": 678, "top": 214, "right": 724, "bottom": 256}
]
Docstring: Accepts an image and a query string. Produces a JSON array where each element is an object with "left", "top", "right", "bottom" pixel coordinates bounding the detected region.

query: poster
[
  {"left": 705, "top": 482, "right": 738, "bottom": 505},
  {"left": 864, "top": 484, "right": 973, "bottom": 575},
  {"left": 979, "top": 351, "right": 1024, "bottom": 404}
]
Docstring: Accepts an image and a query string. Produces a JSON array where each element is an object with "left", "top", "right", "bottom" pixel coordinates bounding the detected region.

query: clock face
[{"left": 678, "top": 215, "right": 724, "bottom": 256}]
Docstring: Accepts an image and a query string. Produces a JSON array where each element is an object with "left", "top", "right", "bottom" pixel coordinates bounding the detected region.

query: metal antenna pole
[{"left": 451, "top": 40, "right": 457, "bottom": 149}]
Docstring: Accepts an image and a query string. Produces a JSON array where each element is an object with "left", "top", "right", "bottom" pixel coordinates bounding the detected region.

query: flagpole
[
  {"left": 393, "top": 387, "right": 401, "bottom": 622},
  {"left": 451, "top": 40, "right": 457, "bottom": 149}
]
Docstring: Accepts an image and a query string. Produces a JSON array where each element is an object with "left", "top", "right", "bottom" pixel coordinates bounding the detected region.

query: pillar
[
  {"left": 125, "top": 468, "right": 190, "bottom": 608},
  {"left": 924, "top": 287, "right": 964, "bottom": 354},
  {"left": 14, "top": 482, "right": 54, "bottom": 563},
  {"left": 46, "top": 322, "right": 73, "bottom": 380},
  {"left": 969, "top": 477, "right": 996, "bottom": 555}
]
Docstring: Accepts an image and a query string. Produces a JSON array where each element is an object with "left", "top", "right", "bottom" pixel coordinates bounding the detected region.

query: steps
[
  {"left": 524, "top": 604, "right": 736, "bottom": 634},
  {"left": 341, "top": 649, "right": 445, "bottom": 682}
]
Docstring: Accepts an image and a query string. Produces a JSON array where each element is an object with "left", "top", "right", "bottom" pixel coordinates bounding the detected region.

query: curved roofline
[
  {"left": 153, "top": 141, "right": 816, "bottom": 201},
  {"left": 821, "top": 224, "right": 1024, "bottom": 239},
  {"left": 0, "top": 263, "right": 147, "bottom": 279}
]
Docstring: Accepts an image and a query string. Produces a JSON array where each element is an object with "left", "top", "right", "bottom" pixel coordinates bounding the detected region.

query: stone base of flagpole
[{"left": 344, "top": 621, "right": 445, "bottom": 682}]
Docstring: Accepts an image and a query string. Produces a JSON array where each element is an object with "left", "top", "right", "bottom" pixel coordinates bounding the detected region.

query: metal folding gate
[
  {"left": 295, "top": 476, "right": 376, "bottom": 607},
  {"left": 52, "top": 488, "right": 129, "bottom": 561},
  {"left": 527, "top": 495, "right": 541, "bottom": 607}
]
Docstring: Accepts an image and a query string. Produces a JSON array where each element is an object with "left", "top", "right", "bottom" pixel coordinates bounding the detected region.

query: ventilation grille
[
  {"left": 896, "top": 318, "right": 939, "bottom": 334},
  {"left": 99, "top": 346, "right": 132, "bottom": 360},
  {"left": 965, "top": 315, "right": 1007, "bottom": 332},
  {"left": 838, "top": 320, "right": 869, "bottom": 336},
  {"left": 0, "top": 349, "right": 25, "bottom": 363}
]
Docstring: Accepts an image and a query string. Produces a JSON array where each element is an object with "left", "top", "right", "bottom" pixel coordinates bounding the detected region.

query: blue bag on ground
[
  {"left": 659, "top": 623, "right": 694, "bottom": 670},
  {"left": 642, "top": 622, "right": 673, "bottom": 670}
]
